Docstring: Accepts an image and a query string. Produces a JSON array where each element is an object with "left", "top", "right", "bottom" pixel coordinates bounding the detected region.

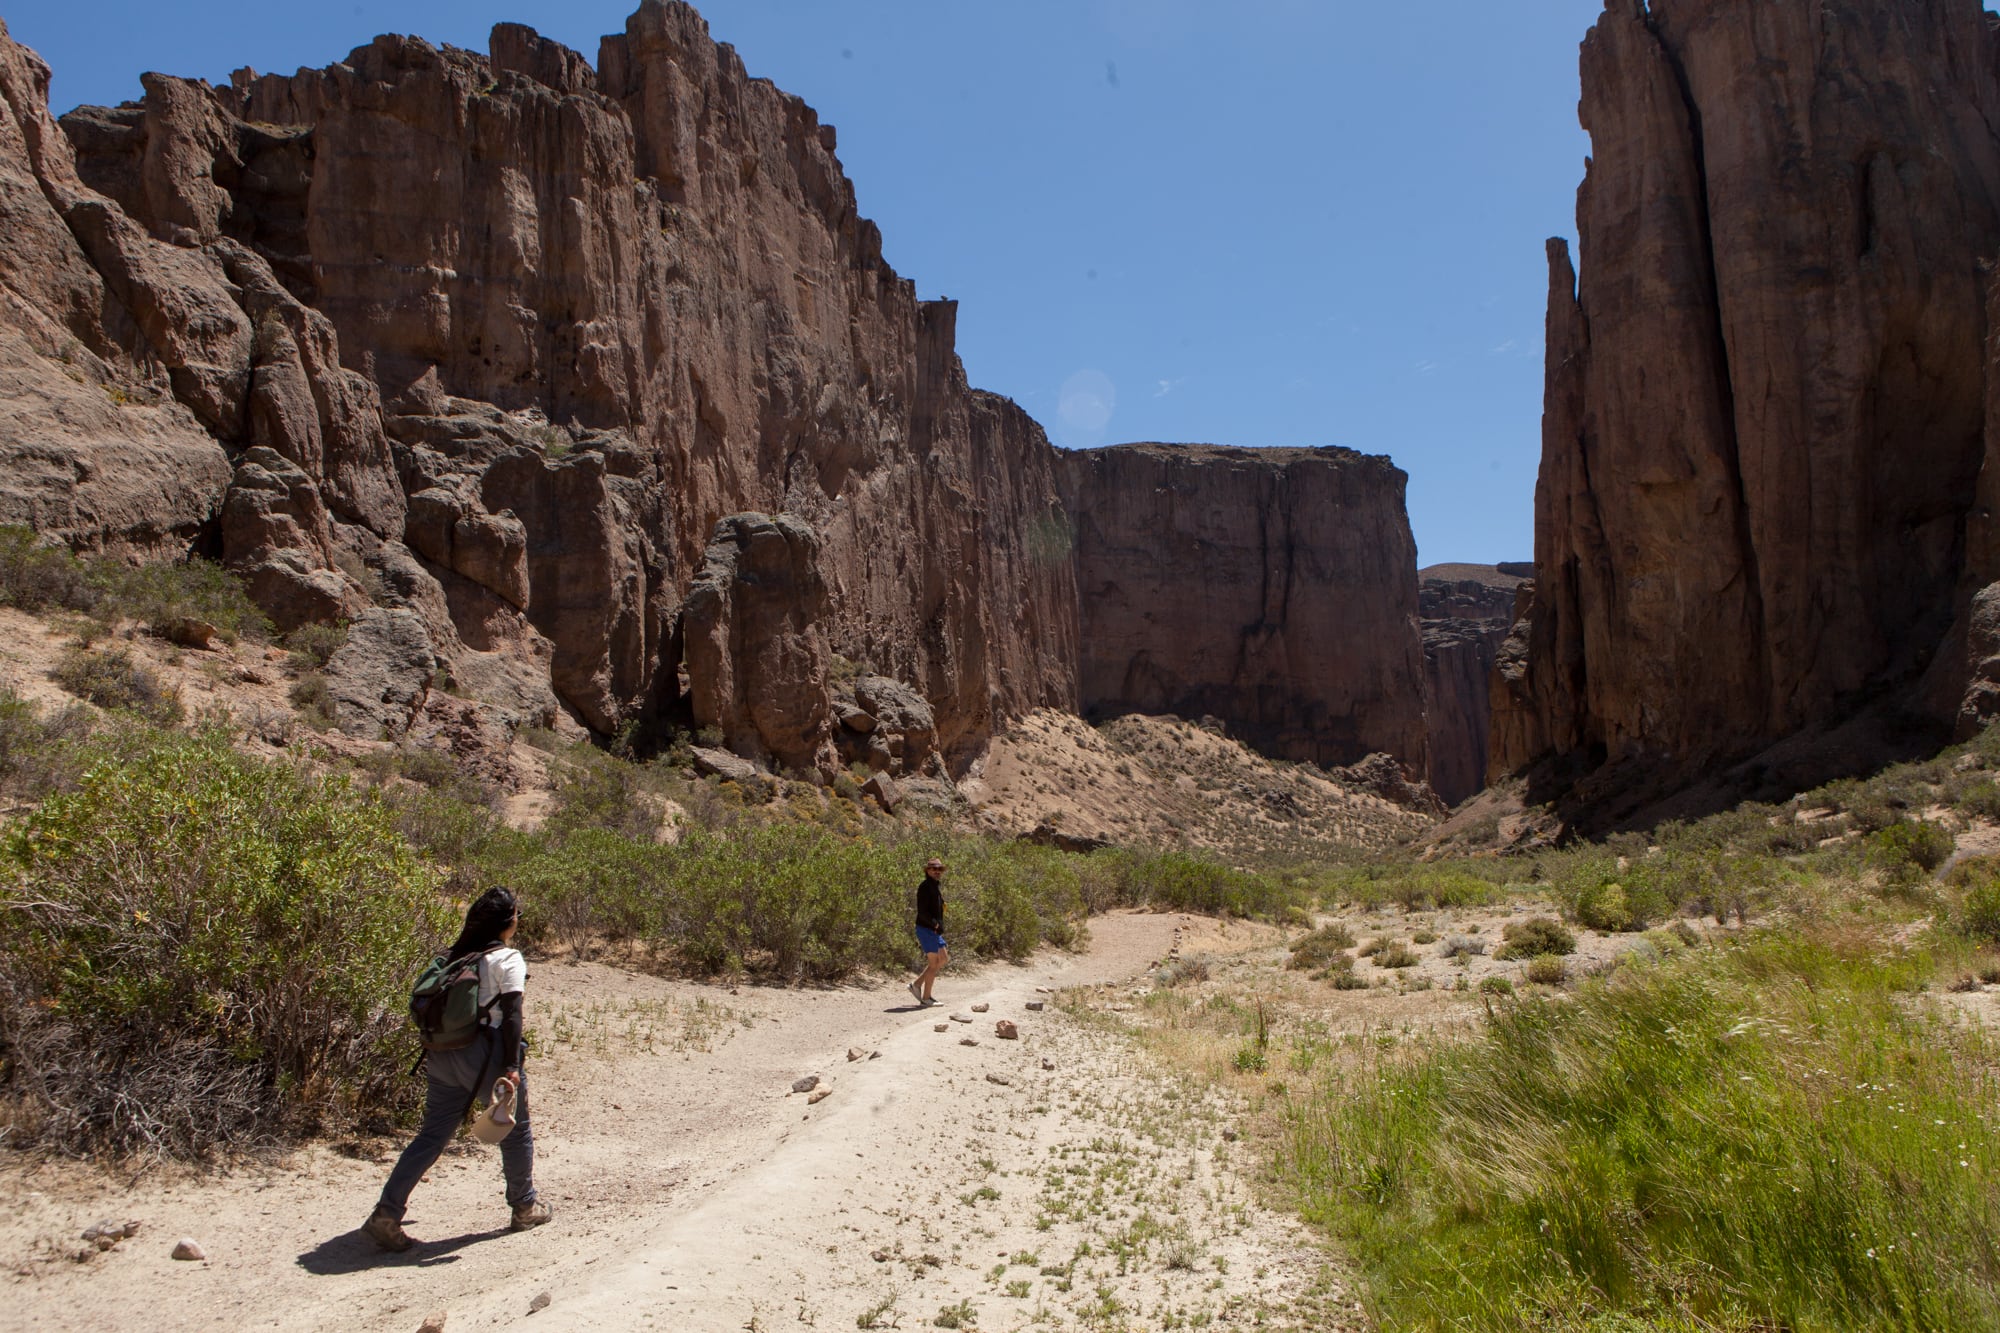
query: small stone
[
  {"left": 868, "top": 1050, "right": 882, "bottom": 1060},
  {"left": 791, "top": 1075, "right": 820, "bottom": 1094},
  {"left": 934, "top": 1023, "right": 950, "bottom": 1032},
  {"left": 808, "top": 1088, "right": 832, "bottom": 1105},
  {"left": 970, "top": 1003, "right": 990, "bottom": 1013},
  {"left": 1025, "top": 1001, "right": 1045, "bottom": 1012},
  {"left": 985, "top": 1073, "right": 1013, "bottom": 1087},
  {"left": 1222, "top": 1129, "right": 1240, "bottom": 1143},
  {"left": 960, "top": 1037, "right": 979, "bottom": 1047},
  {"left": 417, "top": 1313, "right": 448, "bottom": 1333},
  {"left": 1041, "top": 1058, "right": 1056, "bottom": 1071},
  {"left": 528, "top": 1291, "right": 552, "bottom": 1314},
  {"left": 950, "top": 1014, "right": 973, "bottom": 1024},
  {"left": 871, "top": 1249, "right": 890, "bottom": 1262},
  {"left": 171, "top": 1238, "right": 205, "bottom": 1261},
  {"left": 92, "top": 1234, "right": 117, "bottom": 1252},
  {"left": 1035, "top": 987, "right": 1052, "bottom": 994},
  {"left": 994, "top": 1021, "right": 1019, "bottom": 1040},
  {"left": 847, "top": 1048, "right": 865, "bottom": 1062}
]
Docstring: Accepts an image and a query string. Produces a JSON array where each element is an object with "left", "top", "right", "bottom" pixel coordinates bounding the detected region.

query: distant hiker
[
  {"left": 909, "top": 857, "right": 949, "bottom": 1006},
  {"left": 364, "top": 887, "right": 552, "bottom": 1251}
]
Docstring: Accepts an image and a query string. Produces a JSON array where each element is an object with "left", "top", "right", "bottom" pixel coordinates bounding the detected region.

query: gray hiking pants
[{"left": 376, "top": 1029, "right": 536, "bottom": 1221}]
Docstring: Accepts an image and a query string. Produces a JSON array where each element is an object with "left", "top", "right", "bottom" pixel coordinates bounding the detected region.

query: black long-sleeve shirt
[
  {"left": 493, "top": 991, "right": 524, "bottom": 1073},
  {"left": 916, "top": 875, "right": 945, "bottom": 932}
]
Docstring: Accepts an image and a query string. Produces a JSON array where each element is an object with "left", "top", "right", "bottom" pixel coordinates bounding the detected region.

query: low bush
[
  {"left": 289, "top": 673, "right": 337, "bottom": 731},
  {"left": 285, "top": 620, "right": 348, "bottom": 671},
  {"left": 1288, "top": 923, "right": 1357, "bottom": 971},
  {"left": 1410, "top": 928, "right": 1438, "bottom": 945},
  {"left": 1330, "top": 970, "right": 1371, "bottom": 991},
  {"left": 0, "top": 689, "right": 92, "bottom": 801},
  {"left": 1326, "top": 863, "right": 1501, "bottom": 912},
  {"left": 0, "top": 526, "right": 94, "bottom": 612},
  {"left": 1959, "top": 875, "right": 2000, "bottom": 946},
  {"left": 0, "top": 730, "right": 451, "bottom": 1156},
  {"left": 99, "top": 558, "right": 270, "bottom": 644},
  {"left": 1439, "top": 935, "right": 1485, "bottom": 960},
  {"left": 1495, "top": 916, "right": 1576, "bottom": 959},
  {"left": 1477, "top": 975, "right": 1513, "bottom": 997},
  {"left": 1281, "top": 931, "right": 2000, "bottom": 1329},
  {"left": 1372, "top": 943, "right": 1420, "bottom": 970},
  {"left": 51, "top": 645, "right": 182, "bottom": 725},
  {"left": 1522, "top": 954, "right": 1567, "bottom": 986},
  {"left": 1872, "top": 818, "right": 1955, "bottom": 881}
]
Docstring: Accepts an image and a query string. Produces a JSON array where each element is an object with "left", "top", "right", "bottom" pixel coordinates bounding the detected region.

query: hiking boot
[
  {"left": 510, "top": 1200, "right": 553, "bottom": 1232},
  {"left": 362, "top": 1208, "right": 411, "bottom": 1252}
]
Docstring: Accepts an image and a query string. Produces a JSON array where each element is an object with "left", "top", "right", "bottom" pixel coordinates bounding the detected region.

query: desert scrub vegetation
[
  {"left": 1287, "top": 922, "right": 1357, "bottom": 971},
  {"left": 0, "top": 727, "right": 451, "bottom": 1157},
  {"left": 51, "top": 644, "right": 184, "bottom": 725},
  {"left": 1493, "top": 915, "right": 1575, "bottom": 960},
  {"left": 0, "top": 525, "right": 270, "bottom": 643},
  {"left": 1318, "top": 860, "right": 1502, "bottom": 912},
  {"left": 1278, "top": 928, "right": 2000, "bottom": 1330}
]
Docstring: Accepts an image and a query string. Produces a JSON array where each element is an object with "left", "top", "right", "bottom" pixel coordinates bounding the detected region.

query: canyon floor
[{"left": 1, "top": 911, "right": 1369, "bottom": 1332}]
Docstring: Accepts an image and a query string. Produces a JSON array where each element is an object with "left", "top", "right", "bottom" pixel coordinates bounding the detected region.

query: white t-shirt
[{"left": 478, "top": 947, "right": 527, "bottom": 1026}]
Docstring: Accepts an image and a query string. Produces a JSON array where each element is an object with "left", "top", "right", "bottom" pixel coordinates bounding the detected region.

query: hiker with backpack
[{"left": 364, "top": 886, "right": 552, "bottom": 1251}]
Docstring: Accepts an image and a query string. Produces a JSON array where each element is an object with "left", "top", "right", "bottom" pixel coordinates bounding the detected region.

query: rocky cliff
[
  {"left": 0, "top": 3, "right": 1078, "bottom": 769},
  {"left": 1419, "top": 565, "right": 1525, "bottom": 807},
  {"left": 1058, "top": 444, "right": 1430, "bottom": 777},
  {"left": 1493, "top": 0, "right": 2000, "bottom": 818},
  {"left": 0, "top": 4, "right": 1437, "bottom": 791}
]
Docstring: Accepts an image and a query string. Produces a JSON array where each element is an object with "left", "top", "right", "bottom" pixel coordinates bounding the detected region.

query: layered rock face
[
  {"left": 1494, "top": 0, "right": 2000, "bottom": 809},
  {"left": 2, "top": 3, "right": 1078, "bottom": 767},
  {"left": 1059, "top": 444, "right": 1429, "bottom": 776},
  {"left": 1419, "top": 565, "right": 1526, "bottom": 807}
]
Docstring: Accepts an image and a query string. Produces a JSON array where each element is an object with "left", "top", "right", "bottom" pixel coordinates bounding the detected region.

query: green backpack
[{"left": 409, "top": 947, "right": 500, "bottom": 1052}]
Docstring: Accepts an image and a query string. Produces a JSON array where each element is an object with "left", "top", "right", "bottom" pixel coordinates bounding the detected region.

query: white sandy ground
[{"left": 0, "top": 911, "right": 1363, "bottom": 1332}]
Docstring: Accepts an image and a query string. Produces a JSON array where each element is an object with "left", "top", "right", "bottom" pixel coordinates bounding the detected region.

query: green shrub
[
  {"left": 1289, "top": 923, "right": 1357, "bottom": 971},
  {"left": 1439, "top": 935, "right": 1485, "bottom": 960},
  {"left": 97, "top": 558, "right": 270, "bottom": 644},
  {"left": 1373, "top": 943, "right": 1420, "bottom": 969},
  {"left": 289, "top": 673, "right": 337, "bottom": 731},
  {"left": 1326, "top": 863, "right": 1501, "bottom": 912},
  {"left": 0, "top": 730, "right": 451, "bottom": 1156},
  {"left": 0, "top": 526, "right": 94, "bottom": 612},
  {"left": 1960, "top": 877, "right": 2000, "bottom": 946},
  {"left": 1522, "top": 954, "right": 1567, "bottom": 986},
  {"left": 1477, "top": 975, "right": 1514, "bottom": 997},
  {"left": 1495, "top": 916, "right": 1575, "bottom": 960},
  {"left": 0, "top": 689, "right": 92, "bottom": 800},
  {"left": 285, "top": 620, "right": 348, "bottom": 671},
  {"left": 51, "top": 645, "right": 183, "bottom": 725},
  {"left": 1330, "top": 970, "right": 1371, "bottom": 991},
  {"left": 1282, "top": 931, "right": 2000, "bottom": 1329},
  {"left": 1873, "top": 819, "right": 1955, "bottom": 879}
]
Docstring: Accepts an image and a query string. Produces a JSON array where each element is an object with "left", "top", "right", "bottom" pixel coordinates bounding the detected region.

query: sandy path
[{"left": 4, "top": 911, "right": 1357, "bottom": 1331}]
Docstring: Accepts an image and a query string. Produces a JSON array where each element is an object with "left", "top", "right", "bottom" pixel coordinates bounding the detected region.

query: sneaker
[
  {"left": 362, "top": 1208, "right": 411, "bottom": 1252},
  {"left": 907, "top": 980, "right": 923, "bottom": 1004},
  {"left": 510, "top": 1200, "right": 553, "bottom": 1232}
]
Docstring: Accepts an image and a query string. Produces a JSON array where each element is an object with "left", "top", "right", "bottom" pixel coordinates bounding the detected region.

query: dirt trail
[{"left": 4, "top": 911, "right": 1358, "bottom": 1332}]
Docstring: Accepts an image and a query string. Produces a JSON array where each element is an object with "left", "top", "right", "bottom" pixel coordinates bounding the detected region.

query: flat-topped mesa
[
  {"left": 35, "top": 1, "right": 1076, "bottom": 764},
  {"left": 1057, "top": 443, "right": 1430, "bottom": 779},
  {"left": 1492, "top": 0, "right": 2000, "bottom": 821}
]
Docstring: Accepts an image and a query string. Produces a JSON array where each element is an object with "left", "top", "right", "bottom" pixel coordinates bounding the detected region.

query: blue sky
[{"left": 8, "top": 0, "right": 1605, "bottom": 566}]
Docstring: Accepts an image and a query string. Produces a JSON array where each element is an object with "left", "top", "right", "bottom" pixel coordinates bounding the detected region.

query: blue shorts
[{"left": 916, "top": 926, "right": 947, "bottom": 955}]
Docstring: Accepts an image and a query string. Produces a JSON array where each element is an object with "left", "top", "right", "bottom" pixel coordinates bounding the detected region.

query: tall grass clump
[
  {"left": 0, "top": 729, "right": 451, "bottom": 1157},
  {"left": 1279, "top": 931, "right": 2000, "bottom": 1330}
]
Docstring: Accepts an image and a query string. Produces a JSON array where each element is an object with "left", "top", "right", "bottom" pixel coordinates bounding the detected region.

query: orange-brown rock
[
  {"left": 1495, "top": 0, "right": 2000, "bottom": 816},
  {"left": 39, "top": 3, "right": 1077, "bottom": 765},
  {"left": 1058, "top": 443, "right": 1428, "bottom": 776}
]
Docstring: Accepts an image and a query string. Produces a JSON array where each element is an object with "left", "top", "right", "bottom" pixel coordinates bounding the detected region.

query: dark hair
[{"left": 449, "top": 886, "right": 519, "bottom": 959}]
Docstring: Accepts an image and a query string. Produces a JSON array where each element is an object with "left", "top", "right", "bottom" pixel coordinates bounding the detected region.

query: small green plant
[
  {"left": 289, "top": 672, "right": 338, "bottom": 731},
  {"left": 1373, "top": 942, "right": 1420, "bottom": 969},
  {"left": 1496, "top": 916, "right": 1576, "bottom": 959},
  {"left": 1288, "top": 922, "right": 1357, "bottom": 970},
  {"left": 1523, "top": 954, "right": 1567, "bottom": 986},
  {"left": 1478, "top": 975, "right": 1514, "bottom": 997},
  {"left": 1959, "top": 876, "right": 2000, "bottom": 945},
  {"left": 285, "top": 620, "right": 349, "bottom": 671},
  {"left": 51, "top": 646, "right": 183, "bottom": 725},
  {"left": 0, "top": 526, "right": 94, "bottom": 612},
  {"left": 932, "top": 1299, "right": 978, "bottom": 1329},
  {"left": 1411, "top": 928, "right": 1439, "bottom": 945}
]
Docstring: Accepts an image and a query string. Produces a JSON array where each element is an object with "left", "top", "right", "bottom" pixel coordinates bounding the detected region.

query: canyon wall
[
  {"left": 3, "top": 3, "right": 1078, "bottom": 767},
  {"left": 1420, "top": 565, "right": 1525, "bottom": 807},
  {"left": 1493, "top": 0, "right": 2000, "bottom": 814},
  {"left": 1, "top": 3, "right": 1434, "bottom": 790},
  {"left": 1059, "top": 444, "right": 1430, "bottom": 776}
]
